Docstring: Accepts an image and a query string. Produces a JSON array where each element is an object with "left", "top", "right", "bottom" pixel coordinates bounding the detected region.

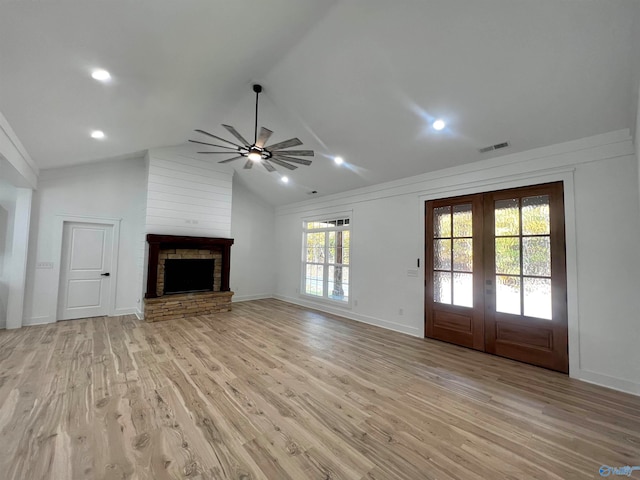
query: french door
[{"left": 425, "top": 182, "right": 568, "bottom": 373}]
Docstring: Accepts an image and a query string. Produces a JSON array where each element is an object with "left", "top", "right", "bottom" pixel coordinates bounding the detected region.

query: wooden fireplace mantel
[{"left": 145, "top": 234, "right": 234, "bottom": 299}]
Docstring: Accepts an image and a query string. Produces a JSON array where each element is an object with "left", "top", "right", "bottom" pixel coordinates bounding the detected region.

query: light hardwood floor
[{"left": 0, "top": 299, "right": 638, "bottom": 479}]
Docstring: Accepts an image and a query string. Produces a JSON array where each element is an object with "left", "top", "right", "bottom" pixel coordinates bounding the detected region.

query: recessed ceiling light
[
  {"left": 90, "top": 130, "right": 105, "bottom": 139},
  {"left": 433, "top": 119, "right": 446, "bottom": 131},
  {"left": 91, "top": 69, "right": 111, "bottom": 81},
  {"left": 334, "top": 156, "right": 344, "bottom": 165},
  {"left": 281, "top": 176, "right": 289, "bottom": 184}
]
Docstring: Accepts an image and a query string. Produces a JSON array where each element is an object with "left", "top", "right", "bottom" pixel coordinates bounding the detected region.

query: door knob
[{"left": 101, "top": 272, "right": 110, "bottom": 277}]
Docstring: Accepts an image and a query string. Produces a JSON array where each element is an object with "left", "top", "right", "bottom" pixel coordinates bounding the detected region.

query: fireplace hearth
[{"left": 144, "top": 234, "right": 234, "bottom": 322}]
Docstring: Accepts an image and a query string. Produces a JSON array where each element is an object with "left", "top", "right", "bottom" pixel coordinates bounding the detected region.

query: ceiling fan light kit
[{"left": 190, "top": 84, "right": 314, "bottom": 174}]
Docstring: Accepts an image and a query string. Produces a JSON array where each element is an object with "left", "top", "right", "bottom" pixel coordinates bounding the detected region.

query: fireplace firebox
[{"left": 163, "top": 258, "right": 215, "bottom": 294}]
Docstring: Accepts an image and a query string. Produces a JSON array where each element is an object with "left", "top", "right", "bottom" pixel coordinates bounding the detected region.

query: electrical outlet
[
  {"left": 354, "top": 299, "right": 358, "bottom": 307},
  {"left": 36, "top": 262, "right": 54, "bottom": 269},
  {"left": 399, "top": 308, "right": 404, "bottom": 315},
  {"left": 295, "top": 287, "right": 299, "bottom": 294}
]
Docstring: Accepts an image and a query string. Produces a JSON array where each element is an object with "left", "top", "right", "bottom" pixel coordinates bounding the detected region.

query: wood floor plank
[{"left": 0, "top": 298, "right": 638, "bottom": 479}]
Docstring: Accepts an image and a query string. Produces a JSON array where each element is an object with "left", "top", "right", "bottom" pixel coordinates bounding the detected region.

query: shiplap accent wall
[
  {"left": 145, "top": 149, "right": 233, "bottom": 238},
  {"left": 137, "top": 154, "right": 151, "bottom": 314}
]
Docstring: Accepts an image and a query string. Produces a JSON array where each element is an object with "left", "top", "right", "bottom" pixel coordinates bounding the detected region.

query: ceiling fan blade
[
  {"left": 218, "top": 156, "right": 243, "bottom": 164},
  {"left": 268, "top": 157, "right": 298, "bottom": 170},
  {"left": 195, "top": 129, "right": 244, "bottom": 148},
  {"left": 222, "top": 124, "right": 251, "bottom": 147},
  {"left": 262, "top": 160, "right": 276, "bottom": 172},
  {"left": 198, "top": 151, "right": 241, "bottom": 154},
  {"left": 189, "top": 139, "right": 238, "bottom": 150},
  {"left": 255, "top": 127, "right": 274, "bottom": 148},
  {"left": 272, "top": 155, "right": 312, "bottom": 166},
  {"left": 271, "top": 150, "right": 314, "bottom": 156},
  {"left": 243, "top": 159, "right": 254, "bottom": 169},
  {"left": 265, "top": 138, "right": 303, "bottom": 151}
]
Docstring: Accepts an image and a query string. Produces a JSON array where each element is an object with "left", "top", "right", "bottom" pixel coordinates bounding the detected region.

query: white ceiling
[{"left": 1, "top": 0, "right": 639, "bottom": 205}]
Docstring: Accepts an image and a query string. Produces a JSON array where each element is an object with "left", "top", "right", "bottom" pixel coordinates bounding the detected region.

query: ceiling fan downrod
[{"left": 253, "top": 84, "right": 262, "bottom": 146}]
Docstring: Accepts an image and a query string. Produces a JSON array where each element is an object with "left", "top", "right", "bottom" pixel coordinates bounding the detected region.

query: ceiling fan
[{"left": 190, "top": 84, "right": 313, "bottom": 173}]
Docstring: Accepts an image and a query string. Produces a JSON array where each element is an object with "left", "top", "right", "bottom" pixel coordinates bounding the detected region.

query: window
[{"left": 303, "top": 217, "right": 350, "bottom": 303}]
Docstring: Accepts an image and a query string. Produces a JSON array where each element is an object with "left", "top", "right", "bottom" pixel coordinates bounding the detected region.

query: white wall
[
  {"left": 0, "top": 203, "right": 10, "bottom": 279},
  {"left": 0, "top": 111, "right": 35, "bottom": 329},
  {"left": 146, "top": 149, "right": 233, "bottom": 237},
  {"left": 572, "top": 156, "right": 640, "bottom": 388},
  {"left": 23, "top": 157, "right": 147, "bottom": 324},
  {"left": 275, "top": 129, "right": 640, "bottom": 395},
  {"left": 5, "top": 188, "right": 31, "bottom": 329},
  {"left": 0, "top": 183, "right": 16, "bottom": 328},
  {"left": 230, "top": 178, "right": 276, "bottom": 302},
  {"left": 632, "top": 4, "right": 640, "bottom": 204}
]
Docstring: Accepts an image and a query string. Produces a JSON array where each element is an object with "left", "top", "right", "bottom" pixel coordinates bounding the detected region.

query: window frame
[{"left": 301, "top": 215, "right": 351, "bottom": 307}]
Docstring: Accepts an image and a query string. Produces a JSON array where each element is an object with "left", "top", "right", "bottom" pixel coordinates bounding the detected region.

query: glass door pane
[
  {"left": 494, "top": 195, "right": 552, "bottom": 320},
  {"left": 432, "top": 204, "right": 473, "bottom": 307}
]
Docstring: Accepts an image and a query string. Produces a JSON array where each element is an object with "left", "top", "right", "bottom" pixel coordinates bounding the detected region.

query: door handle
[{"left": 101, "top": 272, "right": 110, "bottom": 277}]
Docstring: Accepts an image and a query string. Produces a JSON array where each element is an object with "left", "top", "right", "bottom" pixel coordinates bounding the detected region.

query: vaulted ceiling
[{"left": 1, "top": 0, "right": 639, "bottom": 205}]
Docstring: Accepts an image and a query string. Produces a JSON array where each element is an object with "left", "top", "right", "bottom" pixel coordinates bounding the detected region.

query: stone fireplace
[{"left": 143, "top": 234, "right": 234, "bottom": 322}]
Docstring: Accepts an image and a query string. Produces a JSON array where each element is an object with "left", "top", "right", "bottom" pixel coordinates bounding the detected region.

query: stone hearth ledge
[{"left": 143, "top": 291, "right": 233, "bottom": 323}]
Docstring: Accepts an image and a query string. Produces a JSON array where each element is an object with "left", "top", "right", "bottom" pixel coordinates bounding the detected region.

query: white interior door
[{"left": 58, "top": 222, "right": 113, "bottom": 320}]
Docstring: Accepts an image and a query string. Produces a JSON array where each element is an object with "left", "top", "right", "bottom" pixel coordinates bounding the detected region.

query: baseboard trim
[
  {"left": 23, "top": 315, "right": 54, "bottom": 326},
  {"left": 24, "top": 309, "right": 141, "bottom": 325},
  {"left": 274, "top": 294, "right": 422, "bottom": 337},
  {"left": 572, "top": 369, "right": 640, "bottom": 397},
  {"left": 112, "top": 307, "right": 139, "bottom": 317},
  {"left": 232, "top": 294, "right": 274, "bottom": 303}
]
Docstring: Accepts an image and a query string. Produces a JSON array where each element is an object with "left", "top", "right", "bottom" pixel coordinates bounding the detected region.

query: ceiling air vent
[{"left": 478, "top": 141, "right": 510, "bottom": 153}]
